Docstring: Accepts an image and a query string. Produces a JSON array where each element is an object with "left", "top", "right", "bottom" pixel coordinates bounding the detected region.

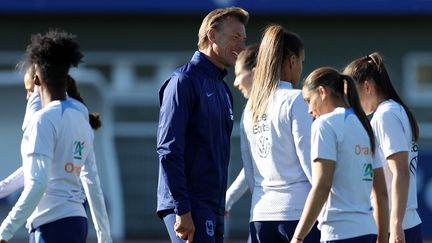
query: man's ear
[{"left": 207, "top": 28, "right": 217, "bottom": 45}]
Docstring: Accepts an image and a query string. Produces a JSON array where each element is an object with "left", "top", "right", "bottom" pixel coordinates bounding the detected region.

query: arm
[
  {"left": 387, "top": 151, "right": 409, "bottom": 243},
  {"left": 157, "top": 76, "right": 195, "bottom": 241},
  {"left": 225, "top": 169, "right": 248, "bottom": 214},
  {"left": 80, "top": 151, "right": 112, "bottom": 243},
  {"left": 0, "top": 167, "right": 24, "bottom": 199},
  {"left": 372, "top": 168, "right": 389, "bottom": 243},
  {"left": 372, "top": 110, "right": 411, "bottom": 243},
  {"left": 291, "top": 159, "right": 335, "bottom": 243},
  {"left": 0, "top": 154, "right": 49, "bottom": 241},
  {"left": 22, "top": 91, "right": 41, "bottom": 132},
  {"left": 239, "top": 114, "right": 254, "bottom": 192},
  {"left": 291, "top": 96, "right": 313, "bottom": 183}
]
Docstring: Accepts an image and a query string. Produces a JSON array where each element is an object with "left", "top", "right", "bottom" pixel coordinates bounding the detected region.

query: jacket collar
[{"left": 191, "top": 51, "right": 228, "bottom": 80}]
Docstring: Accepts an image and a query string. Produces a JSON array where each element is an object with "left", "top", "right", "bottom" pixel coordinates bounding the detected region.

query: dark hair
[
  {"left": 66, "top": 75, "right": 102, "bottom": 130},
  {"left": 344, "top": 52, "right": 419, "bottom": 142},
  {"left": 24, "top": 29, "right": 83, "bottom": 91},
  {"left": 303, "top": 67, "right": 376, "bottom": 154},
  {"left": 248, "top": 24, "right": 304, "bottom": 123}
]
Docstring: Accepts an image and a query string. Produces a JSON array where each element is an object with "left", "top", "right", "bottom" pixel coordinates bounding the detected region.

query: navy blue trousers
[
  {"left": 322, "top": 234, "right": 376, "bottom": 243},
  {"left": 404, "top": 224, "right": 423, "bottom": 243},
  {"left": 29, "top": 216, "right": 88, "bottom": 243},
  {"left": 163, "top": 208, "right": 224, "bottom": 243},
  {"left": 250, "top": 220, "right": 320, "bottom": 243}
]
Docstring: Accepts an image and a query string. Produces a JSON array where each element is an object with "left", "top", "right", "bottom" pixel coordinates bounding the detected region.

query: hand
[
  {"left": 389, "top": 225, "right": 405, "bottom": 243},
  {"left": 224, "top": 210, "right": 230, "bottom": 218},
  {"left": 174, "top": 212, "right": 195, "bottom": 243}
]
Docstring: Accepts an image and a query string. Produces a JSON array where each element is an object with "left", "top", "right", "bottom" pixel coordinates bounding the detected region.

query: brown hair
[
  {"left": 344, "top": 52, "right": 419, "bottom": 142},
  {"left": 197, "top": 7, "right": 249, "bottom": 50},
  {"left": 247, "top": 24, "right": 303, "bottom": 123},
  {"left": 303, "top": 67, "right": 375, "bottom": 154},
  {"left": 66, "top": 75, "right": 102, "bottom": 130},
  {"left": 236, "top": 44, "right": 258, "bottom": 72}
]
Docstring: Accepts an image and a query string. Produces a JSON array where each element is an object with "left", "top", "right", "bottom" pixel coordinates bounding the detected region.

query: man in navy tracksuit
[{"left": 157, "top": 7, "right": 248, "bottom": 243}]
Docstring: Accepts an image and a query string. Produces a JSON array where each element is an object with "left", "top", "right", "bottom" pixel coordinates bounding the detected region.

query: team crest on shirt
[
  {"left": 205, "top": 220, "right": 214, "bottom": 237},
  {"left": 257, "top": 136, "right": 271, "bottom": 158}
]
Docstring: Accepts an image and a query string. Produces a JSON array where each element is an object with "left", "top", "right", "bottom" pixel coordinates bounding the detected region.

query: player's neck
[{"left": 40, "top": 88, "right": 67, "bottom": 107}]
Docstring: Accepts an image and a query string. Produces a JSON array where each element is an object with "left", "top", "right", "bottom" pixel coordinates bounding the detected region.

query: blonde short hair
[{"left": 197, "top": 7, "right": 249, "bottom": 50}]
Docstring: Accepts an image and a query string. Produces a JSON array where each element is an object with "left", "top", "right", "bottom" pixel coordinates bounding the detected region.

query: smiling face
[{"left": 212, "top": 16, "right": 247, "bottom": 68}]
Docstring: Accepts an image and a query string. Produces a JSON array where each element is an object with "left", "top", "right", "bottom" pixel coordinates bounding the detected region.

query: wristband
[{"left": 293, "top": 236, "right": 303, "bottom": 241}]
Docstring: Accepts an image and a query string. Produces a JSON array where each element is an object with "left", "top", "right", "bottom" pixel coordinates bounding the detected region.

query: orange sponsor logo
[{"left": 64, "top": 162, "right": 82, "bottom": 176}]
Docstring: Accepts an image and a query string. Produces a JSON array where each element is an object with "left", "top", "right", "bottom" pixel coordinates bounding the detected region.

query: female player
[
  {"left": 225, "top": 44, "right": 258, "bottom": 217},
  {"left": 0, "top": 30, "right": 112, "bottom": 243},
  {"left": 291, "top": 67, "right": 389, "bottom": 243},
  {"left": 344, "top": 52, "right": 422, "bottom": 243},
  {"left": 241, "top": 24, "right": 319, "bottom": 242},
  {"left": 0, "top": 66, "right": 102, "bottom": 200}
]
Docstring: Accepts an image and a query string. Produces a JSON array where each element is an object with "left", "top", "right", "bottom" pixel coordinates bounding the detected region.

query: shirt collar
[
  {"left": 278, "top": 80, "right": 294, "bottom": 89},
  {"left": 191, "top": 51, "right": 228, "bottom": 80}
]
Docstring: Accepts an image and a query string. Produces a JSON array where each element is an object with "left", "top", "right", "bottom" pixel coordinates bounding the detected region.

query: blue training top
[{"left": 156, "top": 51, "right": 234, "bottom": 217}]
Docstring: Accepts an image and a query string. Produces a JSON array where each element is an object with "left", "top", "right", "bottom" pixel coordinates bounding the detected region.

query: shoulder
[
  {"left": 372, "top": 100, "right": 402, "bottom": 124},
  {"left": 312, "top": 109, "right": 344, "bottom": 131},
  {"left": 312, "top": 114, "right": 332, "bottom": 131},
  {"left": 276, "top": 87, "right": 303, "bottom": 105},
  {"left": 68, "top": 97, "right": 89, "bottom": 115},
  {"left": 164, "top": 63, "right": 197, "bottom": 88},
  {"left": 27, "top": 105, "right": 59, "bottom": 131}
]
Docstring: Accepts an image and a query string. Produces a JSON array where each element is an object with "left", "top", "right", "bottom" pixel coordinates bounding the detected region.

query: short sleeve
[
  {"left": 372, "top": 110, "right": 409, "bottom": 159},
  {"left": 311, "top": 118, "right": 337, "bottom": 162}
]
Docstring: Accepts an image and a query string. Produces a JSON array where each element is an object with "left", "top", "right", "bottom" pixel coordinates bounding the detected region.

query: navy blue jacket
[{"left": 157, "top": 51, "right": 234, "bottom": 216}]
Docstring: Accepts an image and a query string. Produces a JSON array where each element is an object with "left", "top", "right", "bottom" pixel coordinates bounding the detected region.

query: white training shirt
[
  {"left": 0, "top": 99, "right": 112, "bottom": 243},
  {"left": 312, "top": 107, "right": 381, "bottom": 241},
  {"left": 241, "top": 81, "right": 313, "bottom": 222},
  {"left": 0, "top": 91, "right": 91, "bottom": 200},
  {"left": 371, "top": 99, "right": 421, "bottom": 229},
  {"left": 0, "top": 91, "right": 90, "bottom": 200}
]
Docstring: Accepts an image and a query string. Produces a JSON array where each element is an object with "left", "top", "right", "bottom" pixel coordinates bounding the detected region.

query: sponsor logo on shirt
[
  {"left": 252, "top": 113, "right": 270, "bottom": 134},
  {"left": 355, "top": 144, "right": 370, "bottom": 155},
  {"left": 64, "top": 162, "right": 82, "bottom": 176},
  {"left": 362, "top": 163, "right": 373, "bottom": 181},
  {"left": 74, "top": 141, "right": 85, "bottom": 160},
  {"left": 64, "top": 140, "right": 85, "bottom": 176}
]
